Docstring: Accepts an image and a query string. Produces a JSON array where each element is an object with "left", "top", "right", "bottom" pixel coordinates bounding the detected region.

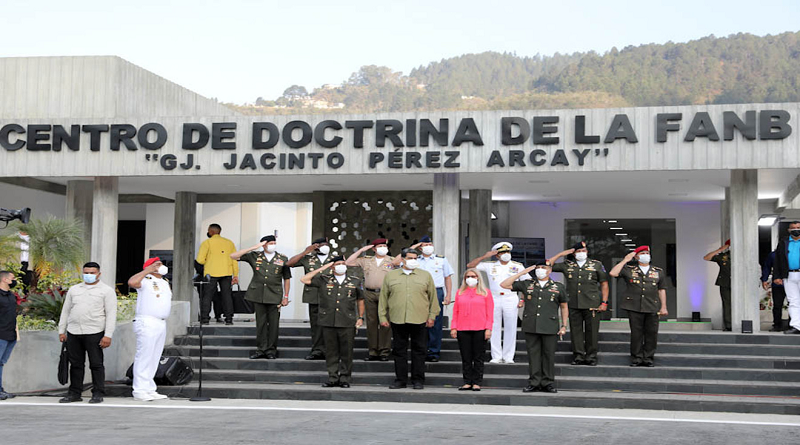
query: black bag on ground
[
  {"left": 126, "top": 357, "right": 194, "bottom": 386},
  {"left": 232, "top": 285, "right": 254, "bottom": 314},
  {"left": 58, "top": 343, "right": 69, "bottom": 385}
]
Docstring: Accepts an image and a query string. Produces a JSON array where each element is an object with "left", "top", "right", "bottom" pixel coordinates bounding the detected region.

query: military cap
[
  {"left": 312, "top": 237, "right": 328, "bottom": 244},
  {"left": 372, "top": 238, "right": 388, "bottom": 245},
  {"left": 493, "top": 242, "right": 513, "bottom": 252},
  {"left": 634, "top": 245, "right": 650, "bottom": 254},
  {"left": 261, "top": 235, "right": 276, "bottom": 243},
  {"left": 572, "top": 241, "right": 587, "bottom": 250},
  {"left": 419, "top": 235, "right": 432, "bottom": 243}
]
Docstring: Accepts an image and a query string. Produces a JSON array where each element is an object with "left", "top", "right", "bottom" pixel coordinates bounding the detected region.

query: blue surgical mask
[{"left": 83, "top": 274, "right": 98, "bottom": 284}]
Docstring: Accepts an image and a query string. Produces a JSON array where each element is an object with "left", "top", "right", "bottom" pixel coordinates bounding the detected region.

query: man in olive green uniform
[
  {"left": 302, "top": 256, "right": 365, "bottom": 387},
  {"left": 501, "top": 260, "right": 568, "bottom": 393},
  {"left": 704, "top": 240, "right": 732, "bottom": 331},
  {"left": 549, "top": 241, "right": 609, "bottom": 366},
  {"left": 379, "top": 249, "right": 439, "bottom": 390},
  {"left": 231, "top": 235, "right": 291, "bottom": 359},
  {"left": 346, "top": 238, "right": 399, "bottom": 361},
  {"left": 288, "top": 237, "right": 334, "bottom": 360},
  {"left": 610, "top": 245, "right": 668, "bottom": 367}
]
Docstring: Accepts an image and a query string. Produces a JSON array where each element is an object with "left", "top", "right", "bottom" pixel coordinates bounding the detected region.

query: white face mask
[
  {"left": 575, "top": 252, "right": 588, "bottom": 262},
  {"left": 318, "top": 245, "right": 330, "bottom": 255},
  {"left": 638, "top": 254, "right": 651, "bottom": 264},
  {"left": 375, "top": 246, "right": 389, "bottom": 256},
  {"left": 499, "top": 253, "right": 512, "bottom": 262},
  {"left": 404, "top": 259, "right": 419, "bottom": 270},
  {"left": 421, "top": 245, "right": 435, "bottom": 256},
  {"left": 465, "top": 277, "right": 478, "bottom": 287},
  {"left": 333, "top": 264, "right": 347, "bottom": 275},
  {"left": 266, "top": 244, "right": 277, "bottom": 253},
  {"left": 157, "top": 265, "right": 168, "bottom": 276},
  {"left": 535, "top": 268, "right": 549, "bottom": 280}
]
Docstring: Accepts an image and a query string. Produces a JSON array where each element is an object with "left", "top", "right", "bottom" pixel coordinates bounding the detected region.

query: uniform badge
[{"left": 275, "top": 259, "right": 284, "bottom": 266}]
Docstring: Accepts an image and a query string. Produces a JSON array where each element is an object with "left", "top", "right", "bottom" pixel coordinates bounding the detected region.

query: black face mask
[
  {"left": 9, "top": 280, "right": 17, "bottom": 288},
  {"left": 791, "top": 230, "right": 800, "bottom": 237}
]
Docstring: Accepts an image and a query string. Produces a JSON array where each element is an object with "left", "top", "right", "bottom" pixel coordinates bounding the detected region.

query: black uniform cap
[
  {"left": 331, "top": 255, "right": 345, "bottom": 262},
  {"left": 572, "top": 241, "right": 586, "bottom": 250},
  {"left": 313, "top": 237, "right": 328, "bottom": 244},
  {"left": 260, "top": 235, "right": 276, "bottom": 243}
]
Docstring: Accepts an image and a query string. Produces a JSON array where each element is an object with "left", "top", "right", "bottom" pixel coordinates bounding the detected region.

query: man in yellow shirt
[{"left": 196, "top": 224, "right": 239, "bottom": 325}]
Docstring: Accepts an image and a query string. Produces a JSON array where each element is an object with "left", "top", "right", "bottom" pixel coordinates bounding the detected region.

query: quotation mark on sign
[
  {"left": 594, "top": 148, "right": 609, "bottom": 157},
  {"left": 145, "top": 154, "right": 159, "bottom": 161}
]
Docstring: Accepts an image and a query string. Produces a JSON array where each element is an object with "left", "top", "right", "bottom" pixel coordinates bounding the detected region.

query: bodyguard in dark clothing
[
  {"left": 772, "top": 221, "right": 800, "bottom": 334},
  {"left": 501, "top": 260, "right": 569, "bottom": 393},
  {"left": 287, "top": 237, "right": 333, "bottom": 360},
  {"left": 549, "top": 241, "right": 609, "bottom": 366},
  {"left": 302, "top": 256, "right": 365, "bottom": 387},
  {"left": 610, "top": 246, "right": 668, "bottom": 367},
  {"left": 762, "top": 250, "right": 787, "bottom": 331},
  {"left": 231, "top": 235, "right": 292, "bottom": 359},
  {"left": 703, "top": 240, "right": 732, "bottom": 331},
  {"left": 0, "top": 271, "right": 18, "bottom": 400}
]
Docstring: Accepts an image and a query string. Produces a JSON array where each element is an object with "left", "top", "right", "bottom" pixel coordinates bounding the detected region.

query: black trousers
[
  {"left": 66, "top": 331, "right": 105, "bottom": 397},
  {"left": 323, "top": 326, "right": 355, "bottom": 383},
  {"left": 628, "top": 310, "right": 659, "bottom": 364},
  {"left": 772, "top": 285, "right": 787, "bottom": 328},
  {"left": 569, "top": 308, "right": 601, "bottom": 361},
  {"left": 202, "top": 276, "right": 233, "bottom": 322},
  {"left": 456, "top": 330, "right": 486, "bottom": 385},
  {"left": 525, "top": 333, "right": 557, "bottom": 387},
  {"left": 308, "top": 304, "right": 325, "bottom": 355},
  {"left": 390, "top": 323, "right": 427, "bottom": 385},
  {"left": 719, "top": 286, "right": 732, "bottom": 330}
]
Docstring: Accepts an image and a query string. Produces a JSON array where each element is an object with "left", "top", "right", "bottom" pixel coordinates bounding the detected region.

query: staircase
[{"left": 108, "top": 323, "right": 800, "bottom": 414}]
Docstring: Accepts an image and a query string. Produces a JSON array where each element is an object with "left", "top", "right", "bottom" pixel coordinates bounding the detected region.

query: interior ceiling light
[
  {"left": 607, "top": 220, "right": 617, "bottom": 223},
  {"left": 615, "top": 233, "right": 628, "bottom": 236},
  {"left": 491, "top": 213, "right": 497, "bottom": 220},
  {"left": 620, "top": 239, "right": 632, "bottom": 242},
  {"left": 609, "top": 227, "right": 623, "bottom": 230},
  {"left": 758, "top": 214, "right": 779, "bottom": 226}
]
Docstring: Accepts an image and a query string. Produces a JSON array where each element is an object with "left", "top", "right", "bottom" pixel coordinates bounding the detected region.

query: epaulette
[{"left": 436, "top": 255, "right": 445, "bottom": 258}]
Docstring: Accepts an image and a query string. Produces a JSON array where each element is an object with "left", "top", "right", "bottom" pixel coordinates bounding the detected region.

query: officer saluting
[
  {"left": 703, "top": 240, "right": 732, "bottom": 331},
  {"left": 411, "top": 235, "right": 455, "bottom": 362},
  {"left": 501, "top": 260, "right": 568, "bottom": 393},
  {"left": 231, "top": 235, "right": 291, "bottom": 360},
  {"left": 610, "top": 246, "right": 668, "bottom": 367},
  {"left": 301, "top": 256, "right": 365, "bottom": 388},
  {"left": 549, "top": 241, "right": 609, "bottom": 366},
  {"left": 287, "top": 237, "right": 334, "bottom": 360}
]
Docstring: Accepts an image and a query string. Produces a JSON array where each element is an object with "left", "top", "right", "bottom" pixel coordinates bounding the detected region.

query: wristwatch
[{"left": 358, "top": 316, "right": 365, "bottom": 320}]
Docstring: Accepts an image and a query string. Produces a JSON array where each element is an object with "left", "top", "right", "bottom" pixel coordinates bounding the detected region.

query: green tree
[{"left": 6, "top": 217, "right": 85, "bottom": 291}]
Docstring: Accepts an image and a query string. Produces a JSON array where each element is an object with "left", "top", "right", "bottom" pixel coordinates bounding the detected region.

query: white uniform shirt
[
  {"left": 135, "top": 274, "right": 173, "bottom": 320},
  {"left": 475, "top": 260, "right": 532, "bottom": 297},
  {"left": 418, "top": 255, "right": 454, "bottom": 288}
]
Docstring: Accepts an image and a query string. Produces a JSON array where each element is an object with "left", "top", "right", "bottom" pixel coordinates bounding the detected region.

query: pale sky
[{"left": 1, "top": 0, "right": 798, "bottom": 104}]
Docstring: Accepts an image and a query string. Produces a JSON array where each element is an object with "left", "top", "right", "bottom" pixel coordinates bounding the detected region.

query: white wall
[
  {"left": 0, "top": 183, "right": 64, "bottom": 219},
  {"left": 509, "top": 200, "right": 723, "bottom": 326}
]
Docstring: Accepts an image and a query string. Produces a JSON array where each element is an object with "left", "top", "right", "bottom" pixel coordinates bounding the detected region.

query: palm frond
[
  {"left": 0, "top": 228, "right": 22, "bottom": 265},
  {"left": 11, "top": 217, "right": 86, "bottom": 274}
]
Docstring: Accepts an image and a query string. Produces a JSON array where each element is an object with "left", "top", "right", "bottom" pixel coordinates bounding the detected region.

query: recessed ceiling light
[
  {"left": 625, "top": 243, "right": 636, "bottom": 246},
  {"left": 620, "top": 239, "right": 632, "bottom": 242},
  {"left": 609, "top": 227, "right": 623, "bottom": 230},
  {"left": 607, "top": 220, "right": 617, "bottom": 223},
  {"left": 615, "top": 233, "right": 628, "bottom": 236}
]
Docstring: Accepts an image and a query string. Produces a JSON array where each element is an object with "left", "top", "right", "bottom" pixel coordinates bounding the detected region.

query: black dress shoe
[
  {"left": 769, "top": 326, "right": 783, "bottom": 332},
  {"left": 630, "top": 362, "right": 641, "bottom": 367},
  {"left": 389, "top": 382, "right": 407, "bottom": 389},
  {"left": 225, "top": 320, "right": 233, "bottom": 326},
  {"left": 321, "top": 382, "right": 338, "bottom": 388},
  {"left": 784, "top": 328, "right": 800, "bottom": 335},
  {"left": 458, "top": 385, "right": 473, "bottom": 391},
  {"left": 412, "top": 382, "right": 424, "bottom": 390},
  {"left": 364, "top": 356, "right": 380, "bottom": 361},
  {"left": 541, "top": 384, "right": 557, "bottom": 393},
  {"left": 88, "top": 396, "right": 104, "bottom": 404},
  {"left": 339, "top": 382, "right": 351, "bottom": 388},
  {"left": 215, "top": 318, "right": 223, "bottom": 324},
  {"left": 265, "top": 353, "right": 277, "bottom": 359},
  {"left": 379, "top": 356, "right": 390, "bottom": 361},
  {"left": 0, "top": 391, "right": 15, "bottom": 399},
  {"left": 425, "top": 356, "right": 439, "bottom": 362},
  {"left": 585, "top": 360, "right": 598, "bottom": 366},
  {"left": 570, "top": 358, "right": 586, "bottom": 365},
  {"left": 59, "top": 395, "right": 83, "bottom": 403},
  {"left": 522, "top": 385, "right": 539, "bottom": 393},
  {"left": 642, "top": 362, "right": 655, "bottom": 367},
  {"left": 723, "top": 328, "right": 732, "bottom": 332},
  {"left": 249, "top": 351, "right": 268, "bottom": 360},
  {"left": 305, "top": 353, "right": 325, "bottom": 360}
]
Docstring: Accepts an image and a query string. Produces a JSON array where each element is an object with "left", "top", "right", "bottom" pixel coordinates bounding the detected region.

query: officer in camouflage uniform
[
  {"left": 549, "top": 241, "right": 609, "bottom": 366},
  {"left": 610, "top": 246, "right": 668, "bottom": 367},
  {"left": 231, "top": 235, "right": 291, "bottom": 359},
  {"left": 704, "top": 240, "right": 732, "bottom": 331},
  {"left": 302, "top": 256, "right": 365, "bottom": 388},
  {"left": 288, "top": 237, "right": 334, "bottom": 360},
  {"left": 501, "top": 260, "right": 569, "bottom": 393}
]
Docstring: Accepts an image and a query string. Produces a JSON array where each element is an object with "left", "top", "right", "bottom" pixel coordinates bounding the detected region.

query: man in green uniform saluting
[
  {"left": 231, "top": 235, "right": 291, "bottom": 360},
  {"left": 703, "top": 239, "right": 732, "bottom": 331},
  {"left": 288, "top": 237, "right": 334, "bottom": 360}
]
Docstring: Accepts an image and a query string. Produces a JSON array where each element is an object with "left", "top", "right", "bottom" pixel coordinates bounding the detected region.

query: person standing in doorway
[
  {"left": 411, "top": 235, "right": 454, "bottom": 362},
  {"left": 346, "top": 238, "right": 400, "bottom": 361},
  {"left": 0, "top": 271, "right": 19, "bottom": 401},
  {"left": 703, "top": 240, "right": 732, "bottom": 331},
  {"left": 762, "top": 250, "right": 788, "bottom": 331},
  {"left": 127, "top": 258, "right": 172, "bottom": 401},
  {"left": 231, "top": 235, "right": 292, "bottom": 358},
  {"left": 450, "top": 269, "right": 493, "bottom": 391},
  {"left": 196, "top": 224, "right": 239, "bottom": 325},
  {"left": 549, "top": 241, "right": 609, "bottom": 365},
  {"left": 467, "top": 242, "right": 531, "bottom": 364},
  {"left": 288, "top": 237, "right": 333, "bottom": 361},
  {"left": 772, "top": 221, "right": 800, "bottom": 335},
  {"left": 58, "top": 262, "right": 117, "bottom": 404},
  {"left": 610, "top": 246, "right": 668, "bottom": 367}
]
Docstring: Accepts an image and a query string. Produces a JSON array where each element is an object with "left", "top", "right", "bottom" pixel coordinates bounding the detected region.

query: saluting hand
[
  {"left": 624, "top": 251, "right": 637, "bottom": 262},
  {"left": 145, "top": 263, "right": 160, "bottom": 275},
  {"left": 560, "top": 248, "right": 576, "bottom": 256},
  {"left": 485, "top": 249, "right": 498, "bottom": 258}
]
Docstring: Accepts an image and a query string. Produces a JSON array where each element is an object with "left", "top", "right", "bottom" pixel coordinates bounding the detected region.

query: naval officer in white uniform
[
  {"left": 127, "top": 257, "right": 172, "bottom": 401},
  {"left": 467, "top": 242, "right": 530, "bottom": 363}
]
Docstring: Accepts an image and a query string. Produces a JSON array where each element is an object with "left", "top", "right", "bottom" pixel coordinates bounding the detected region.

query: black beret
[
  {"left": 419, "top": 235, "right": 432, "bottom": 243},
  {"left": 313, "top": 237, "right": 328, "bottom": 244},
  {"left": 260, "top": 235, "right": 276, "bottom": 243},
  {"left": 331, "top": 255, "right": 345, "bottom": 262},
  {"left": 572, "top": 241, "right": 586, "bottom": 250},
  {"left": 534, "top": 259, "right": 550, "bottom": 266}
]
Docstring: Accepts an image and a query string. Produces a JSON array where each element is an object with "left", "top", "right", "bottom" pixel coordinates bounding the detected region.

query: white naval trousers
[
  {"left": 132, "top": 315, "right": 167, "bottom": 398},
  {"left": 490, "top": 292, "right": 519, "bottom": 361},
  {"left": 784, "top": 272, "right": 800, "bottom": 330}
]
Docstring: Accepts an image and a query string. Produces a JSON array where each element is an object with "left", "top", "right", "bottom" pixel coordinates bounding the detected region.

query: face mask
[
  {"left": 157, "top": 265, "right": 168, "bottom": 276},
  {"left": 9, "top": 279, "right": 17, "bottom": 288},
  {"left": 318, "top": 245, "right": 330, "bottom": 255},
  {"left": 638, "top": 254, "right": 651, "bottom": 264},
  {"left": 499, "top": 253, "right": 512, "bottom": 262},
  {"left": 334, "top": 264, "right": 347, "bottom": 275},
  {"left": 465, "top": 277, "right": 478, "bottom": 287},
  {"left": 575, "top": 252, "right": 587, "bottom": 262},
  {"left": 404, "top": 259, "right": 419, "bottom": 270},
  {"left": 83, "top": 274, "right": 98, "bottom": 284},
  {"left": 266, "top": 244, "right": 277, "bottom": 253},
  {"left": 421, "top": 245, "right": 435, "bottom": 256},
  {"left": 376, "top": 247, "right": 389, "bottom": 256},
  {"left": 791, "top": 229, "right": 800, "bottom": 237},
  {"left": 535, "top": 269, "right": 549, "bottom": 280}
]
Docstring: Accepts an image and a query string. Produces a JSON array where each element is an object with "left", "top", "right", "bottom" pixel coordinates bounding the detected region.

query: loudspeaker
[
  {"left": 741, "top": 320, "right": 753, "bottom": 334},
  {"left": 126, "top": 356, "right": 194, "bottom": 386},
  {"left": 691, "top": 311, "right": 701, "bottom": 322}
]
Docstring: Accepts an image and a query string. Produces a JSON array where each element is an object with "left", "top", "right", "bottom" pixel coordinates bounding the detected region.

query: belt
[
  {"left": 135, "top": 314, "right": 167, "bottom": 322},
  {"left": 365, "top": 287, "right": 381, "bottom": 292},
  {"left": 790, "top": 270, "right": 800, "bottom": 273}
]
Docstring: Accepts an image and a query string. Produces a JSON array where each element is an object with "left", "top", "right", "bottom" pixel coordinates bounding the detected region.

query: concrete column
[
  {"left": 729, "top": 170, "right": 759, "bottom": 332},
  {"left": 433, "top": 173, "right": 460, "bottom": 270},
  {"left": 491, "top": 201, "right": 510, "bottom": 238},
  {"left": 173, "top": 192, "right": 197, "bottom": 302},
  {"left": 90, "top": 177, "right": 119, "bottom": 287},
  {"left": 720, "top": 187, "right": 730, "bottom": 244},
  {"left": 468, "top": 189, "right": 492, "bottom": 262},
  {"left": 311, "top": 191, "right": 327, "bottom": 241},
  {"left": 66, "top": 180, "right": 94, "bottom": 261}
]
